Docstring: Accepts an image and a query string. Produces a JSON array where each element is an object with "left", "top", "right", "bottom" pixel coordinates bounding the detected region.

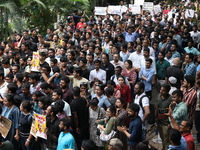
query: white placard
[
  {"left": 143, "top": 2, "right": 154, "bottom": 14},
  {"left": 154, "top": 5, "right": 161, "bottom": 14},
  {"left": 185, "top": 9, "right": 194, "bottom": 18},
  {"left": 135, "top": 0, "right": 144, "bottom": 5},
  {"left": 129, "top": 4, "right": 141, "bottom": 14},
  {"left": 107, "top": 6, "right": 121, "bottom": 15},
  {"left": 95, "top": 7, "right": 107, "bottom": 15},
  {"left": 120, "top": 6, "right": 127, "bottom": 13}
]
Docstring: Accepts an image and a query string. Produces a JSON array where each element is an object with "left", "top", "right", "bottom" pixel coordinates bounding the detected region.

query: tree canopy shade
[{"left": 0, "top": 0, "right": 90, "bottom": 41}]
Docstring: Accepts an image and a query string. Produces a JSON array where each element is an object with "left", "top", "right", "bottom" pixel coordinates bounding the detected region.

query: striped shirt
[{"left": 183, "top": 87, "right": 197, "bottom": 120}]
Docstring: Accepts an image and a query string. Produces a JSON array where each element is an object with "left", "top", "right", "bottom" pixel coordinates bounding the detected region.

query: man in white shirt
[
  {"left": 110, "top": 53, "right": 125, "bottom": 69},
  {"left": 190, "top": 25, "right": 200, "bottom": 46},
  {"left": 128, "top": 44, "right": 143, "bottom": 72},
  {"left": 51, "top": 89, "right": 71, "bottom": 119},
  {"left": 134, "top": 81, "right": 150, "bottom": 140},
  {"left": 142, "top": 39, "right": 155, "bottom": 58},
  {"left": 89, "top": 60, "right": 106, "bottom": 84}
]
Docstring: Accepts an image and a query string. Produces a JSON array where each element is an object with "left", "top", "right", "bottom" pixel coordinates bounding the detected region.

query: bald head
[{"left": 172, "top": 57, "right": 180, "bottom": 66}]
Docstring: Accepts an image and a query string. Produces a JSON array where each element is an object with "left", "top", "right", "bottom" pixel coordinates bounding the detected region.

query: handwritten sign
[
  {"left": 95, "top": 7, "right": 107, "bottom": 15},
  {"left": 143, "top": 2, "right": 154, "bottom": 14},
  {"left": 31, "top": 52, "right": 40, "bottom": 72},
  {"left": 107, "top": 6, "right": 121, "bottom": 15},
  {"left": 129, "top": 4, "right": 141, "bottom": 14},
  {"left": 34, "top": 113, "right": 47, "bottom": 139},
  {"left": 154, "top": 5, "right": 162, "bottom": 14},
  {"left": 0, "top": 116, "right": 12, "bottom": 138},
  {"left": 185, "top": 9, "right": 194, "bottom": 18}
]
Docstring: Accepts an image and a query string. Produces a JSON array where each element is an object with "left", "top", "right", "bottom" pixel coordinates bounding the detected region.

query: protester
[{"left": 1, "top": 1, "right": 200, "bottom": 149}]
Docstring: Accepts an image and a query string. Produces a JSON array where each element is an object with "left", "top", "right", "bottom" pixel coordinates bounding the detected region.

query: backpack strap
[{"left": 139, "top": 95, "right": 148, "bottom": 114}]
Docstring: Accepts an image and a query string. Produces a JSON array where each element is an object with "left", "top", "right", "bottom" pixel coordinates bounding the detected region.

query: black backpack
[{"left": 139, "top": 95, "right": 155, "bottom": 125}]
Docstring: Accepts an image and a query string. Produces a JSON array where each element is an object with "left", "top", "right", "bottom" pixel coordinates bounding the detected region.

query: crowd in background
[{"left": 0, "top": 0, "right": 200, "bottom": 150}]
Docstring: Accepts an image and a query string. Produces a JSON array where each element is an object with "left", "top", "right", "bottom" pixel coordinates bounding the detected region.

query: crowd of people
[{"left": 0, "top": 0, "right": 200, "bottom": 150}]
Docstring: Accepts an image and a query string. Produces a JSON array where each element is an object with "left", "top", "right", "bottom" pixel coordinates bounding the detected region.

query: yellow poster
[
  {"left": 34, "top": 113, "right": 47, "bottom": 139},
  {"left": 31, "top": 52, "right": 40, "bottom": 72},
  {"left": 30, "top": 116, "right": 36, "bottom": 138}
]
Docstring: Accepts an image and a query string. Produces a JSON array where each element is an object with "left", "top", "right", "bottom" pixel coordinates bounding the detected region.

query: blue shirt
[
  {"left": 172, "top": 51, "right": 181, "bottom": 59},
  {"left": 128, "top": 116, "right": 142, "bottom": 147},
  {"left": 168, "top": 136, "right": 187, "bottom": 150},
  {"left": 184, "top": 62, "right": 196, "bottom": 76},
  {"left": 184, "top": 46, "right": 200, "bottom": 56},
  {"left": 119, "top": 51, "right": 130, "bottom": 62},
  {"left": 139, "top": 67, "right": 155, "bottom": 92},
  {"left": 57, "top": 132, "right": 75, "bottom": 150},
  {"left": 122, "top": 31, "right": 138, "bottom": 42},
  {"left": 197, "top": 64, "right": 200, "bottom": 72},
  {"left": 92, "top": 94, "right": 111, "bottom": 109}
]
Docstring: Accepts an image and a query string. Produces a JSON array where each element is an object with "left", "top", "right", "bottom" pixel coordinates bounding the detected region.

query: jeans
[
  {"left": 195, "top": 111, "right": 200, "bottom": 142},
  {"left": 20, "top": 136, "right": 32, "bottom": 150}
]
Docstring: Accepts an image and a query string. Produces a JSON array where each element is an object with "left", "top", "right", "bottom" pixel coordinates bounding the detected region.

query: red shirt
[
  {"left": 76, "top": 22, "right": 84, "bottom": 29},
  {"left": 182, "top": 132, "right": 195, "bottom": 150},
  {"left": 116, "top": 84, "right": 132, "bottom": 108}
]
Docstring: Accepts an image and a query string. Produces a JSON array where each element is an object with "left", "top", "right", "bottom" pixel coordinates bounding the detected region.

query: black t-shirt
[
  {"left": 82, "top": 68, "right": 90, "bottom": 80},
  {"left": 70, "top": 97, "right": 89, "bottom": 129},
  {"left": 40, "top": 62, "right": 49, "bottom": 68},
  {"left": 20, "top": 49, "right": 33, "bottom": 58},
  {"left": 166, "top": 65, "right": 184, "bottom": 89},
  {"left": 101, "top": 62, "right": 115, "bottom": 81}
]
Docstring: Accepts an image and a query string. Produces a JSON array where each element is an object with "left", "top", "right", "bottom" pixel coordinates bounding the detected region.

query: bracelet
[{"left": 27, "top": 139, "right": 30, "bottom": 142}]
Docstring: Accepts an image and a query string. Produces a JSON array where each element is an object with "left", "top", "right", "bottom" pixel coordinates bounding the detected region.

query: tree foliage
[{"left": 0, "top": 0, "right": 90, "bottom": 40}]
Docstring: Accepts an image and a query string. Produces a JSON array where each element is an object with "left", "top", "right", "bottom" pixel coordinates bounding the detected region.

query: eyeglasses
[{"left": 95, "top": 84, "right": 103, "bottom": 87}]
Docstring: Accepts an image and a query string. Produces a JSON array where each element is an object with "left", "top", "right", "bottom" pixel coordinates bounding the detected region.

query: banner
[
  {"left": 107, "top": 6, "right": 121, "bottom": 15},
  {"left": 31, "top": 52, "right": 40, "bottom": 72},
  {"left": 0, "top": 116, "right": 12, "bottom": 138},
  {"left": 135, "top": 0, "right": 144, "bottom": 5},
  {"left": 129, "top": 4, "right": 141, "bottom": 14},
  {"left": 30, "top": 116, "right": 36, "bottom": 138},
  {"left": 154, "top": 5, "right": 162, "bottom": 14},
  {"left": 95, "top": 7, "right": 107, "bottom": 15},
  {"left": 143, "top": 2, "right": 154, "bottom": 14},
  {"left": 120, "top": 5, "right": 127, "bottom": 13},
  {"left": 185, "top": 9, "right": 194, "bottom": 18},
  {"left": 34, "top": 113, "right": 47, "bottom": 139}
]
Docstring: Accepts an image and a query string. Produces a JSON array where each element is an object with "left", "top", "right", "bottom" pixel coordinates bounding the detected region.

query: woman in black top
[{"left": 19, "top": 100, "right": 32, "bottom": 150}]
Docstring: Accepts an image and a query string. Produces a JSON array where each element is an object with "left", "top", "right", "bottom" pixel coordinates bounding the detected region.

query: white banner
[
  {"left": 185, "top": 9, "right": 194, "bottom": 18},
  {"left": 120, "top": 5, "right": 128, "bottom": 13},
  {"left": 135, "top": 0, "right": 144, "bottom": 5},
  {"left": 107, "top": 6, "right": 121, "bottom": 15},
  {"left": 154, "top": 5, "right": 161, "bottom": 14},
  {"left": 129, "top": 4, "right": 141, "bottom": 14},
  {"left": 143, "top": 2, "right": 154, "bottom": 14},
  {"left": 95, "top": 7, "right": 107, "bottom": 15}
]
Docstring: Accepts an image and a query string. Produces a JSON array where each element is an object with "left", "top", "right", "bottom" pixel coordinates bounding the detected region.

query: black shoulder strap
[{"left": 139, "top": 95, "right": 148, "bottom": 113}]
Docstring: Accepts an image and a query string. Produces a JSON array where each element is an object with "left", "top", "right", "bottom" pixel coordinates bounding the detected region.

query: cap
[{"left": 169, "top": 76, "right": 177, "bottom": 84}]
